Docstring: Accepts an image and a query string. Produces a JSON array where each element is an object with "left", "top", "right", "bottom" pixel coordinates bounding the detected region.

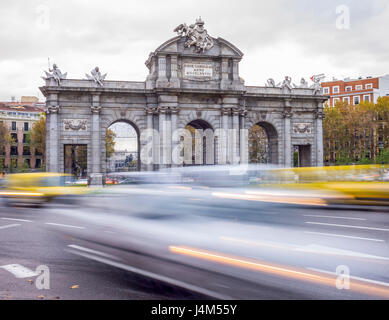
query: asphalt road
[
  {"left": 0, "top": 194, "right": 388, "bottom": 300},
  {"left": 0, "top": 201, "right": 206, "bottom": 300}
]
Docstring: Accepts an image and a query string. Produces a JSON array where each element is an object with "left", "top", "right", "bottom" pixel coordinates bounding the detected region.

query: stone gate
[{"left": 40, "top": 18, "right": 327, "bottom": 185}]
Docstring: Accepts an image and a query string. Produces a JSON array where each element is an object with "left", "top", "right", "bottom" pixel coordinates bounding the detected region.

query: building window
[
  {"left": 24, "top": 122, "right": 29, "bottom": 131},
  {"left": 11, "top": 133, "right": 18, "bottom": 143},
  {"left": 343, "top": 97, "right": 350, "bottom": 104},
  {"left": 363, "top": 95, "right": 371, "bottom": 102},
  {"left": 10, "top": 146, "right": 18, "bottom": 156},
  {"left": 323, "top": 87, "right": 330, "bottom": 94},
  {"left": 11, "top": 122, "right": 16, "bottom": 130},
  {"left": 345, "top": 86, "right": 352, "bottom": 92},
  {"left": 333, "top": 98, "right": 340, "bottom": 106},
  {"left": 23, "top": 146, "right": 30, "bottom": 156},
  {"left": 366, "top": 83, "right": 373, "bottom": 89},
  {"left": 355, "top": 85, "right": 363, "bottom": 90},
  {"left": 35, "top": 158, "right": 41, "bottom": 168},
  {"left": 333, "top": 86, "right": 340, "bottom": 94},
  {"left": 353, "top": 96, "right": 360, "bottom": 105}
]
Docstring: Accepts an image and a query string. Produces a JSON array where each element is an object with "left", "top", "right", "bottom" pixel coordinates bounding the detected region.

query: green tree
[
  {"left": 323, "top": 97, "right": 389, "bottom": 165},
  {"left": 0, "top": 122, "right": 12, "bottom": 154},
  {"left": 106, "top": 128, "right": 116, "bottom": 159},
  {"left": 30, "top": 115, "right": 46, "bottom": 163}
]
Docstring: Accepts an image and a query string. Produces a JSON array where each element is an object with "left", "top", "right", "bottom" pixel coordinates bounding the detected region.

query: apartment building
[
  {"left": 321, "top": 75, "right": 389, "bottom": 107},
  {"left": 0, "top": 96, "right": 45, "bottom": 170}
]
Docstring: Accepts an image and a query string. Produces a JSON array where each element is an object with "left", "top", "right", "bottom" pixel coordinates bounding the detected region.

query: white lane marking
[
  {"left": 66, "top": 248, "right": 231, "bottom": 300},
  {"left": 305, "top": 221, "right": 389, "bottom": 232},
  {"left": 295, "top": 244, "right": 389, "bottom": 261},
  {"left": 0, "top": 224, "right": 21, "bottom": 230},
  {"left": 45, "top": 222, "right": 85, "bottom": 229},
  {"left": 0, "top": 264, "right": 38, "bottom": 278},
  {"left": 68, "top": 245, "right": 119, "bottom": 260},
  {"left": 222, "top": 236, "right": 388, "bottom": 260},
  {"left": 1, "top": 217, "right": 33, "bottom": 223},
  {"left": 307, "top": 267, "right": 389, "bottom": 287},
  {"left": 304, "top": 231, "right": 384, "bottom": 242},
  {"left": 303, "top": 215, "right": 366, "bottom": 221}
]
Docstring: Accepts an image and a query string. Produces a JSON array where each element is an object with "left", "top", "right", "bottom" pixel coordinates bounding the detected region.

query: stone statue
[
  {"left": 174, "top": 17, "right": 214, "bottom": 53},
  {"left": 265, "top": 78, "right": 276, "bottom": 87},
  {"left": 294, "top": 78, "right": 309, "bottom": 88},
  {"left": 86, "top": 67, "right": 107, "bottom": 87},
  {"left": 42, "top": 63, "right": 67, "bottom": 85},
  {"left": 279, "top": 76, "right": 293, "bottom": 90},
  {"left": 310, "top": 73, "right": 325, "bottom": 95}
]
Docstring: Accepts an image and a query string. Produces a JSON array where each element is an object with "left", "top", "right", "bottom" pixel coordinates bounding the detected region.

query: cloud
[{"left": 0, "top": 0, "right": 388, "bottom": 100}]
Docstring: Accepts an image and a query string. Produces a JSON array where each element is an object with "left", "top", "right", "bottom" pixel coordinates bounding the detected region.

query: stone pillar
[
  {"left": 240, "top": 109, "right": 248, "bottom": 164},
  {"left": 283, "top": 100, "right": 293, "bottom": 168},
  {"left": 146, "top": 108, "right": 154, "bottom": 171},
  {"left": 220, "top": 107, "right": 230, "bottom": 164},
  {"left": 169, "top": 55, "right": 180, "bottom": 88},
  {"left": 45, "top": 110, "right": 50, "bottom": 171},
  {"left": 170, "top": 106, "right": 179, "bottom": 167},
  {"left": 232, "top": 59, "right": 240, "bottom": 82},
  {"left": 315, "top": 108, "right": 324, "bottom": 167},
  {"left": 158, "top": 107, "right": 168, "bottom": 168},
  {"left": 90, "top": 97, "right": 103, "bottom": 186},
  {"left": 156, "top": 55, "right": 168, "bottom": 88},
  {"left": 232, "top": 107, "right": 240, "bottom": 164},
  {"left": 48, "top": 105, "right": 59, "bottom": 172},
  {"left": 220, "top": 58, "right": 230, "bottom": 90}
]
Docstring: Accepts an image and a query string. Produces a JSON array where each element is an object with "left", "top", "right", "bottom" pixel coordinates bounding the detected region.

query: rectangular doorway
[
  {"left": 293, "top": 145, "right": 311, "bottom": 167},
  {"left": 64, "top": 145, "right": 87, "bottom": 178}
]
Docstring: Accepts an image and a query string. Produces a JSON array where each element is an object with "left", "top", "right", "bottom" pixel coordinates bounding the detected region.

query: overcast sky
[{"left": 0, "top": 0, "right": 388, "bottom": 101}]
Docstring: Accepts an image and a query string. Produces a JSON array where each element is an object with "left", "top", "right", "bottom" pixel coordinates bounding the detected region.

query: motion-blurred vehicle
[
  {"left": 59, "top": 167, "right": 389, "bottom": 299},
  {"left": 260, "top": 164, "right": 389, "bottom": 206},
  {"left": 0, "top": 172, "right": 90, "bottom": 206},
  {"left": 105, "top": 177, "right": 118, "bottom": 185}
]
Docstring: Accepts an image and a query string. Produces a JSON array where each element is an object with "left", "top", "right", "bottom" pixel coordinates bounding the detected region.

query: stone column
[
  {"left": 45, "top": 110, "right": 50, "bottom": 171},
  {"left": 240, "top": 109, "right": 248, "bottom": 164},
  {"left": 146, "top": 108, "right": 154, "bottom": 171},
  {"left": 156, "top": 55, "right": 168, "bottom": 88},
  {"left": 232, "top": 107, "right": 240, "bottom": 164},
  {"left": 90, "top": 99, "right": 103, "bottom": 186},
  {"left": 169, "top": 55, "right": 180, "bottom": 88},
  {"left": 315, "top": 108, "right": 324, "bottom": 167},
  {"left": 220, "top": 107, "right": 230, "bottom": 164},
  {"left": 283, "top": 100, "right": 293, "bottom": 167},
  {"left": 220, "top": 58, "right": 230, "bottom": 89},
  {"left": 232, "top": 59, "right": 240, "bottom": 82},
  {"left": 48, "top": 106, "right": 59, "bottom": 172},
  {"left": 158, "top": 107, "right": 168, "bottom": 168},
  {"left": 170, "top": 106, "right": 179, "bottom": 167}
]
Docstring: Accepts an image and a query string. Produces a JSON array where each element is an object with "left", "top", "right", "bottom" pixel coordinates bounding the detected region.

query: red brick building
[{"left": 321, "top": 75, "right": 389, "bottom": 107}]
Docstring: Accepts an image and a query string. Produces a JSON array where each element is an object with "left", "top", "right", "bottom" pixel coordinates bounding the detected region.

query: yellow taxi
[
  {"left": 258, "top": 164, "right": 389, "bottom": 206},
  {"left": 0, "top": 172, "right": 90, "bottom": 206}
]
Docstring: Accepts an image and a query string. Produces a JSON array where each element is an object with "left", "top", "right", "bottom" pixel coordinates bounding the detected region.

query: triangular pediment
[{"left": 154, "top": 36, "right": 243, "bottom": 58}]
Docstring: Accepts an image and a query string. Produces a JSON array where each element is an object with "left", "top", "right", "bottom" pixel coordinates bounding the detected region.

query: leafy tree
[
  {"left": 106, "top": 128, "right": 116, "bottom": 159},
  {"left": 0, "top": 122, "right": 12, "bottom": 155},
  {"left": 30, "top": 115, "right": 46, "bottom": 163},
  {"left": 323, "top": 97, "right": 389, "bottom": 165},
  {"left": 249, "top": 124, "right": 268, "bottom": 163}
]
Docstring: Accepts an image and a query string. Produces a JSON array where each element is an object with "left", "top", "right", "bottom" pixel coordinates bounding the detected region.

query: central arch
[
  {"left": 249, "top": 121, "right": 279, "bottom": 164},
  {"left": 184, "top": 119, "right": 215, "bottom": 166}
]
